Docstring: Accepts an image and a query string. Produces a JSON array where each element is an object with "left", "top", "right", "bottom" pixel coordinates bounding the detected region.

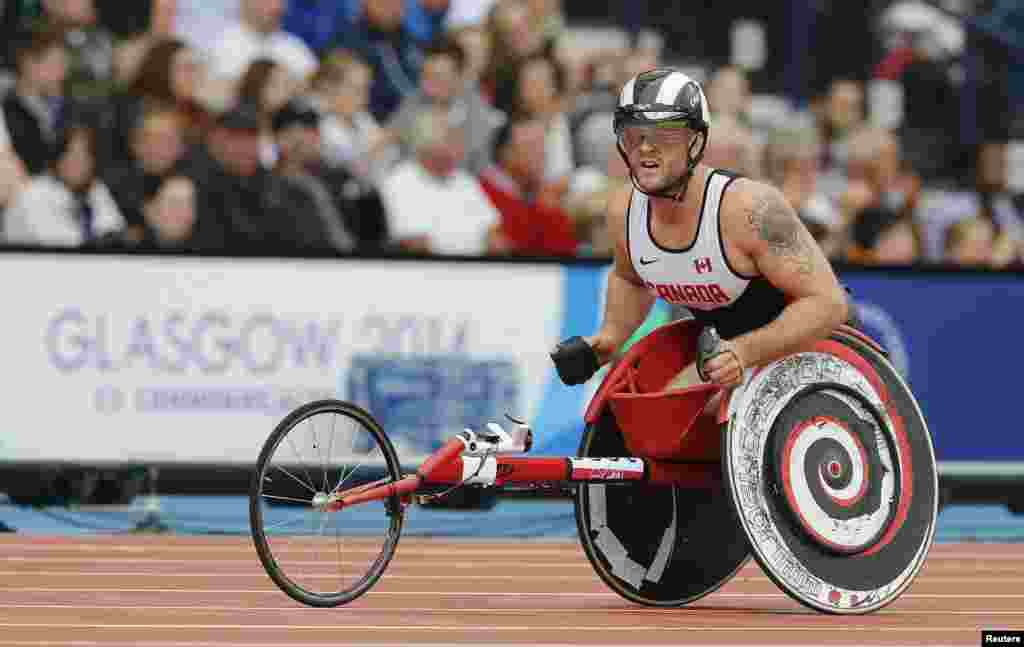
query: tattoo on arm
[{"left": 746, "top": 190, "right": 814, "bottom": 275}]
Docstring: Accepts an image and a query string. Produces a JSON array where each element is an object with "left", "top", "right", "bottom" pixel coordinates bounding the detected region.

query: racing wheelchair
[{"left": 248, "top": 319, "right": 937, "bottom": 615}]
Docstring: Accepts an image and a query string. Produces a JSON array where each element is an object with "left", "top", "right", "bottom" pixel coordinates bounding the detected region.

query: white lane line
[
  {"left": 0, "top": 557, "right": 593, "bottom": 568},
  {"left": 2, "top": 571, "right": 1023, "bottom": 585},
  {"left": 0, "top": 543, "right": 1017, "bottom": 560},
  {"left": 0, "top": 546, "right": 585, "bottom": 557},
  {"left": 0, "top": 623, "right": 982, "bottom": 632},
  {"left": 2, "top": 588, "right": 1024, "bottom": 601},
  {"left": 0, "top": 604, "right": 1020, "bottom": 616},
  {"left": 0, "top": 571, "right": 601, "bottom": 580}
]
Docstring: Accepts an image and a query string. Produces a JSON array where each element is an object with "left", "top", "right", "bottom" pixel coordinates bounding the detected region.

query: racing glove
[{"left": 550, "top": 336, "right": 600, "bottom": 385}]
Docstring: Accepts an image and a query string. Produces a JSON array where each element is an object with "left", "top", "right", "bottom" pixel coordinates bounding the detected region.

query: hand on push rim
[{"left": 703, "top": 340, "right": 745, "bottom": 388}]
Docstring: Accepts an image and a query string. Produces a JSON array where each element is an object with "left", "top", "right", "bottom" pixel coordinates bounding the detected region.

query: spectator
[
  {"left": 103, "top": 104, "right": 190, "bottom": 239},
  {"left": 703, "top": 113, "right": 759, "bottom": 179},
  {"left": 918, "top": 139, "right": 1024, "bottom": 265},
  {"left": 706, "top": 65, "right": 751, "bottom": 127},
  {"left": 4, "top": 122, "right": 124, "bottom": 246},
  {"left": 1, "top": 25, "right": 68, "bottom": 178},
  {"left": 481, "top": 0, "right": 549, "bottom": 103},
  {"left": 388, "top": 38, "right": 503, "bottom": 173},
  {"left": 844, "top": 126, "right": 920, "bottom": 220},
  {"left": 563, "top": 170, "right": 619, "bottom": 257},
  {"left": 133, "top": 174, "right": 207, "bottom": 250},
  {"left": 447, "top": 23, "right": 491, "bottom": 84},
  {"left": 876, "top": 20, "right": 962, "bottom": 183},
  {"left": 479, "top": 117, "right": 578, "bottom": 256},
  {"left": 312, "top": 51, "right": 398, "bottom": 182},
  {"left": 270, "top": 99, "right": 357, "bottom": 252},
  {"left": 761, "top": 122, "right": 841, "bottom": 250},
  {"left": 944, "top": 217, "right": 995, "bottom": 268},
  {"left": 378, "top": 108, "right": 503, "bottom": 255},
  {"left": 206, "top": 0, "right": 317, "bottom": 84},
  {"left": 29, "top": 0, "right": 116, "bottom": 105},
  {"left": 330, "top": 0, "right": 423, "bottom": 122},
  {"left": 619, "top": 29, "right": 662, "bottom": 82},
  {"left": 237, "top": 58, "right": 303, "bottom": 119},
  {"left": 493, "top": 54, "right": 573, "bottom": 185},
  {"left": 188, "top": 102, "right": 332, "bottom": 252},
  {"left": 812, "top": 78, "right": 865, "bottom": 199},
  {"left": 236, "top": 58, "right": 303, "bottom": 167},
  {"left": 103, "top": 38, "right": 210, "bottom": 167},
  {"left": 844, "top": 207, "right": 920, "bottom": 266},
  {"left": 568, "top": 50, "right": 622, "bottom": 170}
]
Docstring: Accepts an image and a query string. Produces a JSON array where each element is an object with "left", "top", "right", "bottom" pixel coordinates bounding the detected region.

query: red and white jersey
[{"left": 627, "top": 169, "right": 753, "bottom": 311}]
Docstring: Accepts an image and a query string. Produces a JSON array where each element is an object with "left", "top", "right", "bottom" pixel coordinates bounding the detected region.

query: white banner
[{"left": 0, "top": 253, "right": 565, "bottom": 465}]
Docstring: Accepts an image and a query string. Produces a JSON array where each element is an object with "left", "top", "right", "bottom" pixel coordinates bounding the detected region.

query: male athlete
[{"left": 552, "top": 68, "right": 850, "bottom": 389}]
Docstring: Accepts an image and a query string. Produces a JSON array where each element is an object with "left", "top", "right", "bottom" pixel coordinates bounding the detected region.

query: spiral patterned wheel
[
  {"left": 722, "top": 333, "right": 937, "bottom": 615},
  {"left": 773, "top": 391, "right": 899, "bottom": 556}
]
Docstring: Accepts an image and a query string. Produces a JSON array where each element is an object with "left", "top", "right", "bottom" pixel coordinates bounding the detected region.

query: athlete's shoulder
[{"left": 718, "top": 177, "right": 797, "bottom": 242}]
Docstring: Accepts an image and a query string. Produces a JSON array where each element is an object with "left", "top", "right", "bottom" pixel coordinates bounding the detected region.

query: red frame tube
[{"left": 327, "top": 440, "right": 721, "bottom": 510}]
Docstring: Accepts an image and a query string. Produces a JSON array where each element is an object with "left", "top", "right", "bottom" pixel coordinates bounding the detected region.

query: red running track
[{"left": 0, "top": 535, "right": 1018, "bottom": 646}]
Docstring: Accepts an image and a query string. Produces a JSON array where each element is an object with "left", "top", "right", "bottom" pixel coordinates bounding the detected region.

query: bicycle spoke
[
  {"left": 272, "top": 464, "right": 318, "bottom": 495},
  {"left": 326, "top": 413, "right": 337, "bottom": 495},
  {"left": 335, "top": 444, "right": 381, "bottom": 493},
  {"left": 318, "top": 415, "right": 329, "bottom": 494},
  {"left": 284, "top": 434, "right": 317, "bottom": 493},
  {"left": 307, "top": 415, "right": 325, "bottom": 494},
  {"left": 261, "top": 493, "right": 314, "bottom": 505},
  {"left": 333, "top": 421, "right": 358, "bottom": 492},
  {"left": 335, "top": 510, "right": 344, "bottom": 589}
]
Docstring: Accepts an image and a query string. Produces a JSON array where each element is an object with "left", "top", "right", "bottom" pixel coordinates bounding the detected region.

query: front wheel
[{"left": 249, "top": 399, "right": 404, "bottom": 607}]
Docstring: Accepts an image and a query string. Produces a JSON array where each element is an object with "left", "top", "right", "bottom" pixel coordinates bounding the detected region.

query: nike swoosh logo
[{"left": 639, "top": 257, "right": 659, "bottom": 265}]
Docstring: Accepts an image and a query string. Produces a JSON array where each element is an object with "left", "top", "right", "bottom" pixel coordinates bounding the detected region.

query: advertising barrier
[
  {"left": 1, "top": 252, "right": 1022, "bottom": 477},
  {"left": 0, "top": 252, "right": 563, "bottom": 466}
]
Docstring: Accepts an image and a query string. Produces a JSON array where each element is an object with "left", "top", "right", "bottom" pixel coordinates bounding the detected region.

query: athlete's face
[{"left": 620, "top": 124, "right": 694, "bottom": 193}]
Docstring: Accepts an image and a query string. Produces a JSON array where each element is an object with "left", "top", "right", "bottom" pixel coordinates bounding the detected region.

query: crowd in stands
[{"left": 0, "top": 0, "right": 1021, "bottom": 269}]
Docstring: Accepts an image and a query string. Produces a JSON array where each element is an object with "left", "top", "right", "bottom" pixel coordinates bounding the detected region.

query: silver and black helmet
[{"left": 614, "top": 68, "right": 711, "bottom": 200}]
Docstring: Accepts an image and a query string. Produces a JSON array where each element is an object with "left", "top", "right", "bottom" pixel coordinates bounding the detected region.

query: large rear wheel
[{"left": 574, "top": 412, "right": 750, "bottom": 606}]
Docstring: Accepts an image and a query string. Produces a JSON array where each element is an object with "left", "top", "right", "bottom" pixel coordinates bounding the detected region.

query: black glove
[
  {"left": 550, "top": 336, "right": 600, "bottom": 385},
  {"left": 696, "top": 326, "right": 722, "bottom": 383}
]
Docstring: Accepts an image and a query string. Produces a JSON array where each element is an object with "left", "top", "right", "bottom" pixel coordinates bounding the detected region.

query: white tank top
[{"left": 627, "top": 169, "right": 754, "bottom": 311}]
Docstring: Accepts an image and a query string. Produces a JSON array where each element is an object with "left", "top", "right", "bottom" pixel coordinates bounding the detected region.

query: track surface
[{"left": 0, "top": 535, "right": 1017, "bottom": 646}]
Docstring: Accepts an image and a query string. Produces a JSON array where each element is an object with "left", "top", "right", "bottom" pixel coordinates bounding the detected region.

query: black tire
[
  {"left": 574, "top": 412, "right": 750, "bottom": 607},
  {"left": 249, "top": 399, "right": 404, "bottom": 607}
]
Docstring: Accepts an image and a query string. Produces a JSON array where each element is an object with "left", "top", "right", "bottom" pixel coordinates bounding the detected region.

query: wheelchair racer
[{"left": 552, "top": 68, "right": 850, "bottom": 389}]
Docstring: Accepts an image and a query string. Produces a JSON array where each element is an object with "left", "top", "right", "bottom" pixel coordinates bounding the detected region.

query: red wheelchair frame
[{"left": 325, "top": 319, "right": 885, "bottom": 512}]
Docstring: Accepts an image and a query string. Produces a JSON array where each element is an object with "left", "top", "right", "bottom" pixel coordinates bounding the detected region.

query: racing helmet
[{"left": 614, "top": 68, "right": 711, "bottom": 200}]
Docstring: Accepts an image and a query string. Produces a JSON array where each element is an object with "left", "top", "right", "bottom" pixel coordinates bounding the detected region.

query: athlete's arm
[
  {"left": 712, "top": 180, "right": 849, "bottom": 383},
  {"left": 586, "top": 185, "right": 656, "bottom": 365}
]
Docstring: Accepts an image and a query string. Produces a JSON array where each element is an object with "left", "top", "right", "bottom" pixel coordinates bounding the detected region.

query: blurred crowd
[{"left": 0, "top": 0, "right": 1021, "bottom": 269}]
